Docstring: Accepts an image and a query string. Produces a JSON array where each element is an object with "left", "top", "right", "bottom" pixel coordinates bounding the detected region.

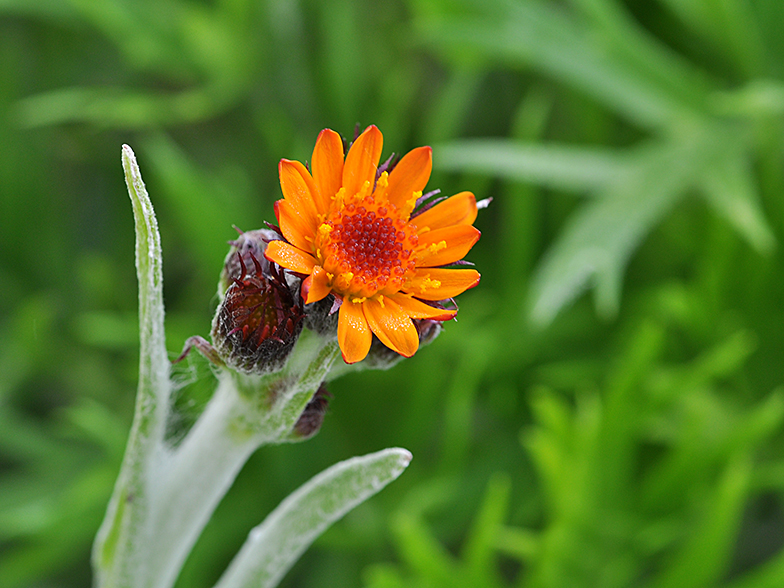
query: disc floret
[{"left": 316, "top": 185, "right": 421, "bottom": 301}]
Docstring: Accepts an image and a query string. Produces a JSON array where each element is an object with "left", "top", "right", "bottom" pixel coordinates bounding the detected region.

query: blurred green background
[{"left": 3, "top": 0, "right": 784, "bottom": 587}]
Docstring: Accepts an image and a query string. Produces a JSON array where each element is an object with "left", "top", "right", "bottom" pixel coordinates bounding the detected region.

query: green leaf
[
  {"left": 390, "top": 511, "right": 458, "bottom": 586},
  {"left": 92, "top": 145, "right": 171, "bottom": 585},
  {"left": 649, "top": 454, "right": 753, "bottom": 588},
  {"left": 699, "top": 152, "right": 775, "bottom": 253},
  {"left": 462, "top": 472, "right": 511, "bottom": 586},
  {"left": 213, "top": 448, "right": 412, "bottom": 588},
  {"left": 121, "top": 143, "right": 171, "bottom": 447},
  {"left": 435, "top": 139, "right": 628, "bottom": 192},
  {"left": 14, "top": 86, "right": 221, "bottom": 129},
  {"left": 420, "top": 0, "right": 700, "bottom": 129},
  {"left": 527, "top": 141, "right": 701, "bottom": 325},
  {"left": 494, "top": 526, "right": 540, "bottom": 561}
]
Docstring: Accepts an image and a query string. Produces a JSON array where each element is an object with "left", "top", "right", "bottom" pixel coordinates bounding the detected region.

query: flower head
[
  {"left": 265, "top": 125, "right": 481, "bottom": 363},
  {"left": 212, "top": 229, "right": 304, "bottom": 373}
]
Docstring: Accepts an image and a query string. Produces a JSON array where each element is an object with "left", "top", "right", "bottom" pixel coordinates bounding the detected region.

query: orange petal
[
  {"left": 343, "top": 125, "right": 383, "bottom": 198},
  {"left": 412, "top": 192, "right": 477, "bottom": 234},
  {"left": 338, "top": 298, "right": 372, "bottom": 363},
  {"left": 416, "top": 225, "right": 481, "bottom": 268},
  {"left": 403, "top": 268, "right": 481, "bottom": 300},
  {"left": 275, "top": 199, "right": 314, "bottom": 252},
  {"left": 264, "top": 240, "right": 317, "bottom": 274},
  {"left": 311, "top": 129, "right": 344, "bottom": 214},
  {"left": 386, "top": 146, "right": 432, "bottom": 210},
  {"left": 279, "top": 159, "right": 320, "bottom": 228},
  {"left": 388, "top": 294, "right": 457, "bottom": 321},
  {"left": 363, "top": 296, "right": 419, "bottom": 358},
  {"left": 302, "top": 265, "right": 332, "bottom": 304}
]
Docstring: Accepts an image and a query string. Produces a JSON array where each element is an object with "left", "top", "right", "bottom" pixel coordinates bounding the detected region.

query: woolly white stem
[{"left": 143, "top": 377, "right": 261, "bottom": 588}]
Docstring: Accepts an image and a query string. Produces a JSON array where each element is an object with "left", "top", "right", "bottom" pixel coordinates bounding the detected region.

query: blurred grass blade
[
  {"left": 523, "top": 388, "right": 581, "bottom": 513},
  {"left": 658, "top": 0, "right": 766, "bottom": 77},
  {"left": 682, "top": 329, "right": 759, "bottom": 390},
  {"left": 699, "top": 152, "right": 775, "bottom": 253},
  {"left": 14, "top": 87, "right": 219, "bottom": 129},
  {"left": 214, "top": 448, "right": 412, "bottom": 588},
  {"left": 493, "top": 526, "right": 540, "bottom": 561},
  {"left": 727, "top": 390, "right": 784, "bottom": 453},
  {"left": 435, "top": 139, "right": 628, "bottom": 192},
  {"left": 567, "top": 0, "right": 712, "bottom": 103},
  {"left": 419, "top": 0, "right": 700, "bottom": 129},
  {"left": 462, "top": 472, "right": 511, "bottom": 587},
  {"left": 390, "top": 511, "right": 458, "bottom": 585},
  {"left": 650, "top": 454, "right": 753, "bottom": 588},
  {"left": 528, "top": 141, "right": 700, "bottom": 325}
]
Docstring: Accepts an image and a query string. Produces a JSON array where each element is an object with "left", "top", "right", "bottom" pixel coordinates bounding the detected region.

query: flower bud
[
  {"left": 292, "top": 382, "right": 331, "bottom": 439},
  {"left": 210, "top": 230, "right": 304, "bottom": 373},
  {"left": 218, "top": 229, "right": 280, "bottom": 299}
]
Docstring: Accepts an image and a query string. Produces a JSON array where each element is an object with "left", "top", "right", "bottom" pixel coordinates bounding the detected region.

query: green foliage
[
  {"left": 2, "top": 1, "right": 784, "bottom": 587},
  {"left": 428, "top": 0, "right": 778, "bottom": 324}
]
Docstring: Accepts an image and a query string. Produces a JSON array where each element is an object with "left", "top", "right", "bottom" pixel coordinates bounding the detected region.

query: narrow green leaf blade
[
  {"left": 390, "top": 512, "right": 458, "bottom": 585},
  {"left": 92, "top": 145, "right": 171, "bottom": 584},
  {"left": 528, "top": 143, "right": 696, "bottom": 325},
  {"left": 650, "top": 454, "right": 753, "bottom": 588},
  {"left": 462, "top": 472, "right": 511, "bottom": 586},
  {"left": 420, "top": 0, "right": 697, "bottom": 129},
  {"left": 121, "top": 143, "right": 171, "bottom": 435},
  {"left": 699, "top": 154, "right": 775, "bottom": 253},
  {"left": 435, "top": 139, "right": 628, "bottom": 192},
  {"left": 14, "top": 87, "right": 219, "bottom": 129},
  {"left": 214, "top": 448, "right": 413, "bottom": 588}
]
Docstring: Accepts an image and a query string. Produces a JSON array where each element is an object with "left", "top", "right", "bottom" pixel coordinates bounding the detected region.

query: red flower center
[{"left": 316, "top": 194, "right": 419, "bottom": 299}]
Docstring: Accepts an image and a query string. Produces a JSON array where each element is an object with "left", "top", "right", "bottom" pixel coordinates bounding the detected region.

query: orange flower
[{"left": 265, "top": 125, "right": 481, "bottom": 363}]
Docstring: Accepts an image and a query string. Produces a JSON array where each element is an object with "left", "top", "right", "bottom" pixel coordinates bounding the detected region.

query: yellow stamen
[
  {"left": 356, "top": 179, "right": 372, "bottom": 201},
  {"left": 418, "top": 275, "right": 441, "bottom": 294},
  {"left": 401, "top": 190, "right": 421, "bottom": 218},
  {"left": 428, "top": 240, "right": 447, "bottom": 255},
  {"left": 332, "top": 187, "right": 346, "bottom": 210},
  {"left": 335, "top": 272, "right": 354, "bottom": 291}
]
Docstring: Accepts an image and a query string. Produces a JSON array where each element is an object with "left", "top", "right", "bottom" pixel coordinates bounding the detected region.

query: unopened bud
[
  {"left": 292, "top": 382, "right": 331, "bottom": 439},
  {"left": 211, "top": 230, "right": 304, "bottom": 373},
  {"left": 218, "top": 229, "right": 280, "bottom": 299}
]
